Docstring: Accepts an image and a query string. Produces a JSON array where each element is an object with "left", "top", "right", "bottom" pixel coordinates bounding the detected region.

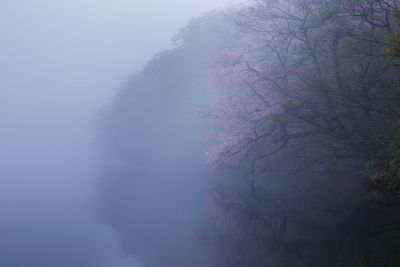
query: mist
[
  {"left": 0, "top": 1, "right": 226, "bottom": 266},
  {"left": 2, "top": 0, "right": 400, "bottom": 266}
]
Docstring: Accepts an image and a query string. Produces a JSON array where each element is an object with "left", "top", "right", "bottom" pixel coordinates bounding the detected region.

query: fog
[
  {"left": 0, "top": 1, "right": 227, "bottom": 266},
  {"left": 2, "top": 0, "right": 400, "bottom": 266}
]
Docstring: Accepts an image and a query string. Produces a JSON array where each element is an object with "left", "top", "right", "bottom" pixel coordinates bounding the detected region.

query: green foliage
[
  {"left": 384, "top": 11, "right": 400, "bottom": 66},
  {"left": 367, "top": 125, "right": 400, "bottom": 194},
  {"left": 370, "top": 10, "right": 400, "bottom": 193}
]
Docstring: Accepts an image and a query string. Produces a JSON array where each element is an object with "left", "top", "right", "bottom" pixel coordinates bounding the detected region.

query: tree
[
  {"left": 385, "top": 10, "right": 400, "bottom": 65},
  {"left": 207, "top": 0, "right": 400, "bottom": 182},
  {"left": 204, "top": 1, "right": 400, "bottom": 266},
  {"left": 367, "top": 10, "right": 400, "bottom": 200},
  {"left": 97, "top": 12, "right": 235, "bottom": 267}
]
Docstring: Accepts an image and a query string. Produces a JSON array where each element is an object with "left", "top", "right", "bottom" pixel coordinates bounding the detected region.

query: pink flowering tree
[
  {"left": 205, "top": 0, "right": 400, "bottom": 180},
  {"left": 201, "top": 1, "right": 400, "bottom": 266}
]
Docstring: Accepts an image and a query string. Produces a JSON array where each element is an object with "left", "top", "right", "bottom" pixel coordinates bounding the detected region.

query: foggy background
[
  {"left": 2, "top": 0, "right": 396, "bottom": 266},
  {"left": 0, "top": 1, "right": 227, "bottom": 266}
]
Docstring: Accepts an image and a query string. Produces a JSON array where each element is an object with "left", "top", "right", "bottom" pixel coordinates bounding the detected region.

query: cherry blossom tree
[
  {"left": 202, "top": 1, "right": 400, "bottom": 265},
  {"left": 207, "top": 0, "right": 400, "bottom": 180}
]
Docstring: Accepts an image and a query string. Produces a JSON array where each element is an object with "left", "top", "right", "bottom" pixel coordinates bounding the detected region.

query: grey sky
[{"left": 0, "top": 0, "right": 228, "bottom": 109}]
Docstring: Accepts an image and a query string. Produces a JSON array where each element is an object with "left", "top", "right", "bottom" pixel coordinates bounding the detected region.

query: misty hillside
[
  {"left": 97, "top": 2, "right": 400, "bottom": 267},
  {"left": 96, "top": 12, "right": 234, "bottom": 267}
]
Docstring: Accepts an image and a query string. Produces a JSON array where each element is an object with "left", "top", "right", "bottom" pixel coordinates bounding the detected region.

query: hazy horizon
[{"left": 0, "top": 1, "right": 228, "bottom": 266}]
